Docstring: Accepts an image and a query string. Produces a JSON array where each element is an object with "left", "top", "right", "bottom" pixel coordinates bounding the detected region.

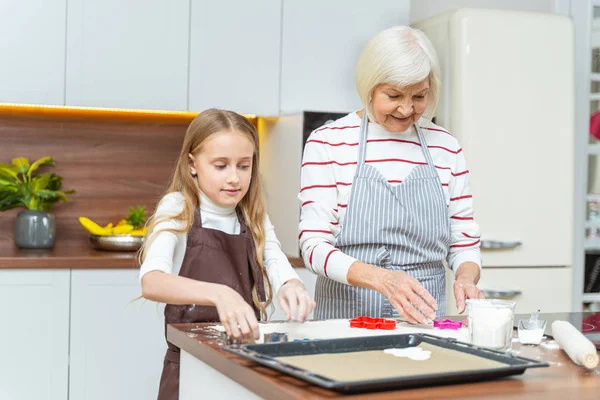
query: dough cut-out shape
[{"left": 383, "top": 347, "right": 432, "bottom": 361}]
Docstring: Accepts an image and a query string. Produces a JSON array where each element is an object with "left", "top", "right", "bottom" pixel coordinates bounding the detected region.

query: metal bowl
[{"left": 89, "top": 235, "right": 144, "bottom": 252}]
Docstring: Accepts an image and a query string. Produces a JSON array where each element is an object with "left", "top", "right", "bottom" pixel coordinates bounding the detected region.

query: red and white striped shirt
[{"left": 298, "top": 112, "right": 481, "bottom": 284}]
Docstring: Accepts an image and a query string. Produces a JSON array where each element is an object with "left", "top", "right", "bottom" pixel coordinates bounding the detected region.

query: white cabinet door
[
  {"left": 445, "top": 267, "right": 573, "bottom": 316},
  {"left": 65, "top": 0, "right": 189, "bottom": 110},
  {"left": 69, "top": 269, "right": 166, "bottom": 400},
  {"left": 0, "top": 0, "right": 66, "bottom": 105},
  {"left": 0, "top": 269, "right": 69, "bottom": 400},
  {"left": 188, "top": 0, "right": 281, "bottom": 116},
  {"left": 280, "top": 0, "right": 410, "bottom": 113}
]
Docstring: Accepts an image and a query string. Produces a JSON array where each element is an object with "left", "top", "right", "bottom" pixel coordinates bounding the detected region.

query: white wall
[{"left": 410, "top": 0, "right": 563, "bottom": 24}]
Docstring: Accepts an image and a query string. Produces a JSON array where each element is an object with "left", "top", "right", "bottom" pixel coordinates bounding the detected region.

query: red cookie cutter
[
  {"left": 433, "top": 319, "right": 464, "bottom": 330},
  {"left": 349, "top": 316, "right": 397, "bottom": 330}
]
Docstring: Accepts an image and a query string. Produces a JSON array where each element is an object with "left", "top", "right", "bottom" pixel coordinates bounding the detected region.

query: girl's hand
[
  {"left": 277, "top": 279, "right": 316, "bottom": 322},
  {"left": 377, "top": 270, "right": 438, "bottom": 324},
  {"left": 454, "top": 277, "right": 485, "bottom": 314},
  {"left": 213, "top": 285, "right": 260, "bottom": 340}
]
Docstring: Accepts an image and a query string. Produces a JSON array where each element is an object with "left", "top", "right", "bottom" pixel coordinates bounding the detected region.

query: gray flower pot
[{"left": 14, "top": 210, "right": 56, "bottom": 249}]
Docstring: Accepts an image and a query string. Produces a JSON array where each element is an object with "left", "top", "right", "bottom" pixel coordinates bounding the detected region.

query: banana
[
  {"left": 129, "top": 228, "right": 148, "bottom": 237},
  {"left": 79, "top": 218, "right": 146, "bottom": 236},
  {"left": 113, "top": 224, "right": 134, "bottom": 234},
  {"left": 79, "top": 217, "right": 110, "bottom": 236}
]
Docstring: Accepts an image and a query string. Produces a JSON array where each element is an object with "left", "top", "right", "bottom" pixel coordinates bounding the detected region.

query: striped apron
[{"left": 314, "top": 112, "right": 451, "bottom": 319}]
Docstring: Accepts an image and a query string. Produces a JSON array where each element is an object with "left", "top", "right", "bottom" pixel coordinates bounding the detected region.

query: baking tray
[{"left": 223, "top": 334, "right": 548, "bottom": 393}]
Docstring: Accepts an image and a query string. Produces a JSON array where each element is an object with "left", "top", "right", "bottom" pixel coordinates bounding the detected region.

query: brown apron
[{"left": 156, "top": 207, "right": 265, "bottom": 400}]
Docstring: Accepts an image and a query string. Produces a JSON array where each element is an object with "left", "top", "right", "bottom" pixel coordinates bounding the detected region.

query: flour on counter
[
  {"left": 207, "top": 325, "right": 226, "bottom": 332},
  {"left": 540, "top": 340, "right": 561, "bottom": 350},
  {"left": 208, "top": 319, "right": 470, "bottom": 344}
]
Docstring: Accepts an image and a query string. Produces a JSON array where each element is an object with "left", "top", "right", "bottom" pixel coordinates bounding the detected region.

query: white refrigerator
[{"left": 415, "top": 9, "right": 574, "bottom": 313}]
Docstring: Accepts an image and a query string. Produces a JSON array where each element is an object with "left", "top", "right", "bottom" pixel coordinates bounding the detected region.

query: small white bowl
[{"left": 517, "top": 319, "right": 547, "bottom": 345}]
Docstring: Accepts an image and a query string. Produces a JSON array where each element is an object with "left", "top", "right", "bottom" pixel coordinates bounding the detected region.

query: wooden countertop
[
  {"left": 167, "top": 321, "right": 600, "bottom": 400},
  {"left": 0, "top": 242, "right": 139, "bottom": 268},
  {"left": 0, "top": 241, "right": 306, "bottom": 269}
]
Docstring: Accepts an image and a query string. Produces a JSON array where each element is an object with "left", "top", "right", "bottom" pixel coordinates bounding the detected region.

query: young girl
[{"left": 139, "top": 109, "right": 315, "bottom": 400}]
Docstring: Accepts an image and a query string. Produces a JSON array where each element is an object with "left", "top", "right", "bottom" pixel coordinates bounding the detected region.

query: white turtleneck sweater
[{"left": 138, "top": 191, "right": 299, "bottom": 293}]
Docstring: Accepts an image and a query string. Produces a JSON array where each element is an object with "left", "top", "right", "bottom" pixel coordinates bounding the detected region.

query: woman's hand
[
  {"left": 453, "top": 262, "right": 485, "bottom": 314},
  {"left": 213, "top": 285, "right": 260, "bottom": 340},
  {"left": 453, "top": 277, "right": 485, "bottom": 314},
  {"left": 377, "top": 270, "right": 438, "bottom": 324},
  {"left": 347, "top": 261, "right": 437, "bottom": 324},
  {"left": 277, "top": 279, "right": 316, "bottom": 322}
]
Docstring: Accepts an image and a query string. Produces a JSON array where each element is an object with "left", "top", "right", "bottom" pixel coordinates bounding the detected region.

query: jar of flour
[{"left": 466, "top": 299, "right": 516, "bottom": 352}]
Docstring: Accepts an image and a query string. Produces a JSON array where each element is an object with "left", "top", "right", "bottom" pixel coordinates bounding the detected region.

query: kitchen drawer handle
[
  {"left": 481, "top": 240, "right": 522, "bottom": 250},
  {"left": 480, "top": 288, "right": 522, "bottom": 298}
]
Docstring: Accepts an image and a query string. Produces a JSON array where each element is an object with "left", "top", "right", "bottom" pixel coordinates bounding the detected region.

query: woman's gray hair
[{"left": 355, "top": 26, "right": 441, "bottom": 120}]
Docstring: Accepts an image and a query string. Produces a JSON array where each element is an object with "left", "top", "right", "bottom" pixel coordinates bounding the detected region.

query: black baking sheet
[{"left": 223, "top": 334, "right": 548, "bottom": 393}]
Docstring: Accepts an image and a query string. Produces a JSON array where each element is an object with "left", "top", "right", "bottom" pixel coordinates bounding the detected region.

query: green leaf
[
  {"left": 32, "top": 174, "right": 51, "bottom": 192},
  {"left": 0, "top": 178, "right": 17, "bottom": 188},
  {"left": 55, "top": 191, "right": 70, "bottom": 202},
  {"left": 35, "top": 189, "right": 59, "bottom": 199},
  {"left": 0, "top": 164, "right": 18, "bottom": 179},
  {"left": 12, "top": 157, "right": 30, "bottom": 174},
  {"left": 26, "top": 196, "right": 39, "bottom": 210},
  {"left": 0, "top": 156, "right": 74, "bottom": 211},
  {"left": 27, "top": 157, "right": 54, "bottom": 178},
  {"left": 47, "top": 174, "right": 63, "bottom": 191}
]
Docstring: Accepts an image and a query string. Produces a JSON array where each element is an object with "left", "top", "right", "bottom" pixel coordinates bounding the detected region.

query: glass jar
[{"left": 466, "top": 299, "right": 516, "bottom": 352}]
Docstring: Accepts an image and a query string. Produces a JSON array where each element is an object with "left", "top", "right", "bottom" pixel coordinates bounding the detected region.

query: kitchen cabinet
[
  {"left": 188, "top": 0, "right": 282, "bottom": 116},
  {"left": 0, "top": 0, "right": 66, "bottom": 105},
  {"left": 0, "top": 269, "right": 70, "bottom": 400},
  {"left": 279, "top": 0, "right": 409, "bottom": 113},
  {"left": 69, "top": 269, "right": 166, "bottom": 400},
  {"left": 65, "top": 0, "right": 189, "bottom": 110}
]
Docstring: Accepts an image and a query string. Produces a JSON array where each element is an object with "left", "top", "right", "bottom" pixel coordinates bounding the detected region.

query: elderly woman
[{"left": 299, "top": 26, "right": 484, "bottom": 323}]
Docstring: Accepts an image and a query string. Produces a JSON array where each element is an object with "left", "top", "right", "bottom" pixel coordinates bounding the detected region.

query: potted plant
[{"left": 0, "top": 157, "right": 75, "bottom": 249}]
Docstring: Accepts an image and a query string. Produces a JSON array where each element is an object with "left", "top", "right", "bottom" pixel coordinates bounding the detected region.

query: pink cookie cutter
[{"left": 433, "top": 319, "right": 464, "bottom": 330}]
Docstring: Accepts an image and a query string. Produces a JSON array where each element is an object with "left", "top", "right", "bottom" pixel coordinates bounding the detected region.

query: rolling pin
[{"left": 551, "top": 320, "right": 599, "bottom": 370}]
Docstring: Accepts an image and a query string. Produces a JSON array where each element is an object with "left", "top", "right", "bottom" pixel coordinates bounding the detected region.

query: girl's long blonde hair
[{"left": 139, "top": 108, "right": 273, "bottom": 319}]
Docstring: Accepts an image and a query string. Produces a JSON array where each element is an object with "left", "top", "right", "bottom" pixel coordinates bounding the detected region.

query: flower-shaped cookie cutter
[
  {"left": 349, "top": 316, "right": 397, "bottom": 330},
  {"left": 433, "top": 319, "right": 464, "bottom": 330}
]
